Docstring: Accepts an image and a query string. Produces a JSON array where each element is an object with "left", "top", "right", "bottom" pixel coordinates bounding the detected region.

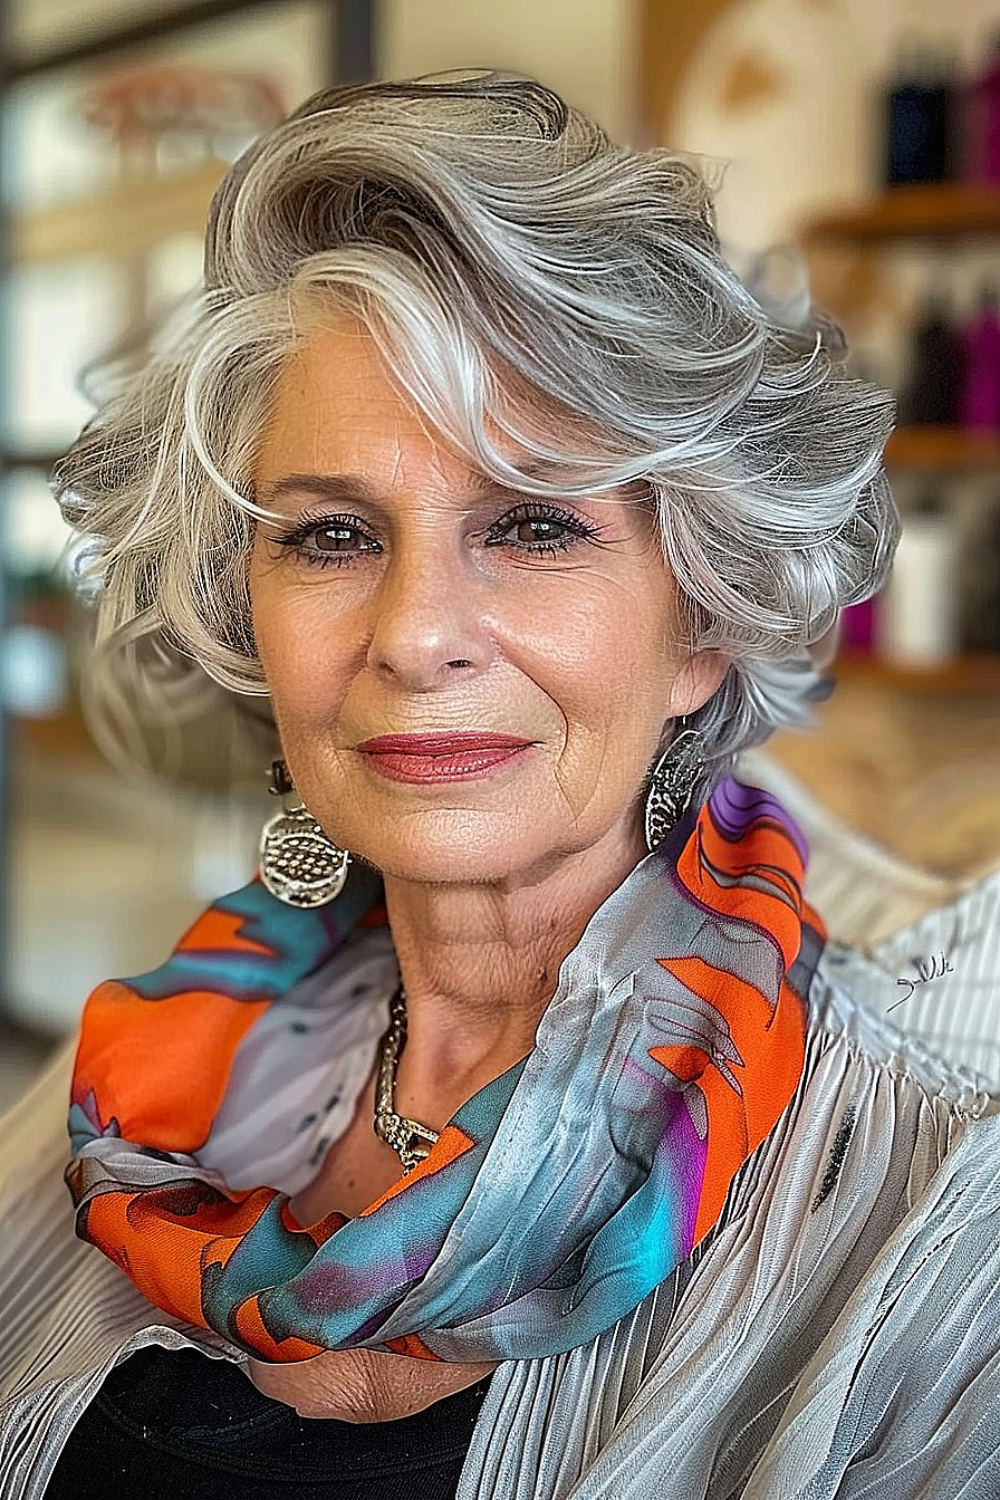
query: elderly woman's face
[{"left": 250, "top": 316, "right": 718, "bottom": 887}]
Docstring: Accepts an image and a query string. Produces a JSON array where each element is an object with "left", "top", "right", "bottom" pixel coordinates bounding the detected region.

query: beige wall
[
  {"left": 7, "top": 0, "right": 172, "bottom": 55},
  {"left": 379, "top": 0, "right": 634, "bottom": 142},
  {"left": 672, "top": 0, "right": 1000, "bottom": 252}
]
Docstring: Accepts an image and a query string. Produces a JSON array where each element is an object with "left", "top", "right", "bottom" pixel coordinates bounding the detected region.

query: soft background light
[{"left": 1, "top": 0, "right": 998, "bottom": 1103}]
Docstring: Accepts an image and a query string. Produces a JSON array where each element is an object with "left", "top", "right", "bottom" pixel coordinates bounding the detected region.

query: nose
[{"left": 365, "top": 541, "right": 492, "bottom": 691}]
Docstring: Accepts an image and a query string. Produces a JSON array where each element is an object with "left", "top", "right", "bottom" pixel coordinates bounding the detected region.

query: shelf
[
  {"left": 834, "top": 650, "right": 1000, "bottom": 694},
  {"left": 885, "top": 426, "right": 1000, "bottom": 471},
  {"left": 804, "top": 183, "right": 1000, "bottom": 244}
]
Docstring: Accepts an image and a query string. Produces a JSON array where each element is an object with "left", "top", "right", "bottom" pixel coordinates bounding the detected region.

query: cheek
[
  {"left": 536, "top": 585, "right": 675, "bottom": 733},
  {"left": 250, "top": 587, "right": 297, "bottom": 712},
  {"left": 248, "top": 547, "right": 281, "bottom": 672},
  {"left": 524, "top": 596, "right": 676, "bottom": 814},
  {"left": 250, "top": 551, "right": 348, "bottom": 705}
]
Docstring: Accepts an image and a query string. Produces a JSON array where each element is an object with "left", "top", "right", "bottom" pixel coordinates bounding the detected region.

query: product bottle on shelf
[
  {"left": 981, "top": 507, "right": 1000, "bottom": 653},
  {"left": 937, "top": 46, "right": 963, "bottom": 181},
  {"left": 879, "top": 495, "right": 960, "bottom": 669},
  {"left": 840, "top": 598, "right": 877, "bottom": 655},
  {"left": 962, "top": 499, "right": 1000, "bottom": 652},
  {"left": 959, "top": 287, "right": 1000, "bottom": 429},
  {"left": 965, "top": 31, "right": 1000, "bottom": 184},
  {"left": 883, "top": 43, "right": 955, "bottom": 185},
  {"left": 900, "top": 295, "right": 963, "bottom": 425}
]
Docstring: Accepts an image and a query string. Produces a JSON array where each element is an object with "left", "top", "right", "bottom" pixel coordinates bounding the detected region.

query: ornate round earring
[
  {"left": 643, "top": 719, "right": 706, "bottom": 852},
  {"left": 259, "top": 759, "right": 351, "bottom": 907}
]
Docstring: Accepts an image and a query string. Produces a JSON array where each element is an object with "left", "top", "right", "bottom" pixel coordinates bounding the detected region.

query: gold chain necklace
[{"left": 373, "top": 985, "right": 440, "bottom": 1175}]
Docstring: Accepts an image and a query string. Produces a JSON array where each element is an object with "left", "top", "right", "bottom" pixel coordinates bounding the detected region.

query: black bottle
[
  {"left": 962, "top": 498, "right": 1000, "bottom": 651},
  {"left": 900, "top": 296, "right": 964, "bottom": 425},
  {"left": 884, "top": 44, "right": 954, "bottom": 185}
]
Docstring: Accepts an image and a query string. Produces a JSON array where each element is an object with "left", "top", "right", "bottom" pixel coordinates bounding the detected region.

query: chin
[
  {"left": 364, "top": 843, "right": 537, "bottom": 889},
  {"left": 348, "top": 813, "right": 559, "bottom": 889}
]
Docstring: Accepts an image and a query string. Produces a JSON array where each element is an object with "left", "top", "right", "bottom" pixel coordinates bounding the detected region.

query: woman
[{"left": 3, "top": 72, "right": 1000, "bottom": 1499}]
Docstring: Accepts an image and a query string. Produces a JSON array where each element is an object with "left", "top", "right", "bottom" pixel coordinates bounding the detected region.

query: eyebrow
[
  {"left": 258, "top": 473, "right": 381, "bottom": 508},
  {"left": 257, "top": 464, "right": 566, "bottom": 511}
]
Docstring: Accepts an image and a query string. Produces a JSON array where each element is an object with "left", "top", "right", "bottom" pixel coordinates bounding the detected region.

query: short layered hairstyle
[{"left": 55, "top": 72, "right": 897, "bottom": 792}]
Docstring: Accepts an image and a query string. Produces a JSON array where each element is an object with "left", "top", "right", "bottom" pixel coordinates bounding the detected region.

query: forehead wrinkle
[{"left": 254, "top": 464, "right": 569, "bottom": 521}]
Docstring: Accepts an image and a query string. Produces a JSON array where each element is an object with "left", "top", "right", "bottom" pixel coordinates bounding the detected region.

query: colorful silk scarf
[{"left": 66, "top": 779, "right": 825, "bottom": 1365}]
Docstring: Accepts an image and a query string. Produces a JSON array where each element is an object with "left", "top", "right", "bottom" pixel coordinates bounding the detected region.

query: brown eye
[
  {"left": 514, "top": 517, "right": 568, "bottom": 545},
  {"left": 314, "top": 524, "right": 372, "bottom": 552},
  {"left": 271, "top": 514, "right": 383, "bottom": 568},
  {"left": 486, "top": 503, "right": 598, "bottom": 555}
]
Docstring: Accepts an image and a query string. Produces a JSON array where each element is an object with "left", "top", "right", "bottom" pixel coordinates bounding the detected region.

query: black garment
[{"left": 45, "top": 1345, "right": 492, "bottom": 1499}]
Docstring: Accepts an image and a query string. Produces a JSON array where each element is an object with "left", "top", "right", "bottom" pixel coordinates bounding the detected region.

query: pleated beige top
[{"left": 3, "top": 766, "right": 999, "bottom": 1499}]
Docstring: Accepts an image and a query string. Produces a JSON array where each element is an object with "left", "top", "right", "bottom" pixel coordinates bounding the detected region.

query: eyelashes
[
  {"left": 267, "top": 501, "right": 605, "bottom": 569},
  {"left": 269, "top": 514, "right": 382, "bottom": 567},
  {"left": 485, "top": 501, "right": 603, "bottom": 555}
]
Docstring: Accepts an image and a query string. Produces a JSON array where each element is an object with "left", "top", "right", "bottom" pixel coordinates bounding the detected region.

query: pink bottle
[
  {"left": 841, "top": 599, "right": 876, "bottom": 654},
  {"left": 959, "top": 289, "right": 1000, "bottom": 429},
  {"left": 966, "top": 33, "right": 1000, "bottom": 184}
]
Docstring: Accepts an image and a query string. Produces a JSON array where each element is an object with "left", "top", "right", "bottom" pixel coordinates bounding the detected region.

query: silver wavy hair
[{"left": 54, "top": 72, "right": 897, "bottom": 794}]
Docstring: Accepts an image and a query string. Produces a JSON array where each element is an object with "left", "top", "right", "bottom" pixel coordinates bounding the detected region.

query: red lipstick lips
[{"left": 355, "top": 732, "right": 533, "bottom": 784}]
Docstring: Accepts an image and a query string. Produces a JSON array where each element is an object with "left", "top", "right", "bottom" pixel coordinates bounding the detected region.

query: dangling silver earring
[
  {"left": 644, "top": 720, "right": 705, "bottom": 852},
  {"left": 259, "top": 759, "right": 351, "bottom": 908}
]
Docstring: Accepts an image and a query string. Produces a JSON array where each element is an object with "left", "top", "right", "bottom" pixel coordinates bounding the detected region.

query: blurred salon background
[{"left": 2, "top": 0, "right": 1000, "bottom": 1099}]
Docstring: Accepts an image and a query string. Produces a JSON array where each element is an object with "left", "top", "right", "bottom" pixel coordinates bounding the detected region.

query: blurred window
[
  {"left": 0, "top": 0, "right": 336, "bottom": 1035},
  {"left": 1, "top": 466, "right": 76, "bottom": 583},
  {"left": 3, "top": 256, "right": 126, "bottom": 454}
]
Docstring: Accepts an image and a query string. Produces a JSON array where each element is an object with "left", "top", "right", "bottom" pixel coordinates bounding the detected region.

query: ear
[{"left": 666, "top": 650, "right": 730, "bottom": 719}]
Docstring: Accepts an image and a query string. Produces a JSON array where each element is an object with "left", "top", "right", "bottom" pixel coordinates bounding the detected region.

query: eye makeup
[{"left": 266, "top": 497, "right": 606, "bottom": 568}]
